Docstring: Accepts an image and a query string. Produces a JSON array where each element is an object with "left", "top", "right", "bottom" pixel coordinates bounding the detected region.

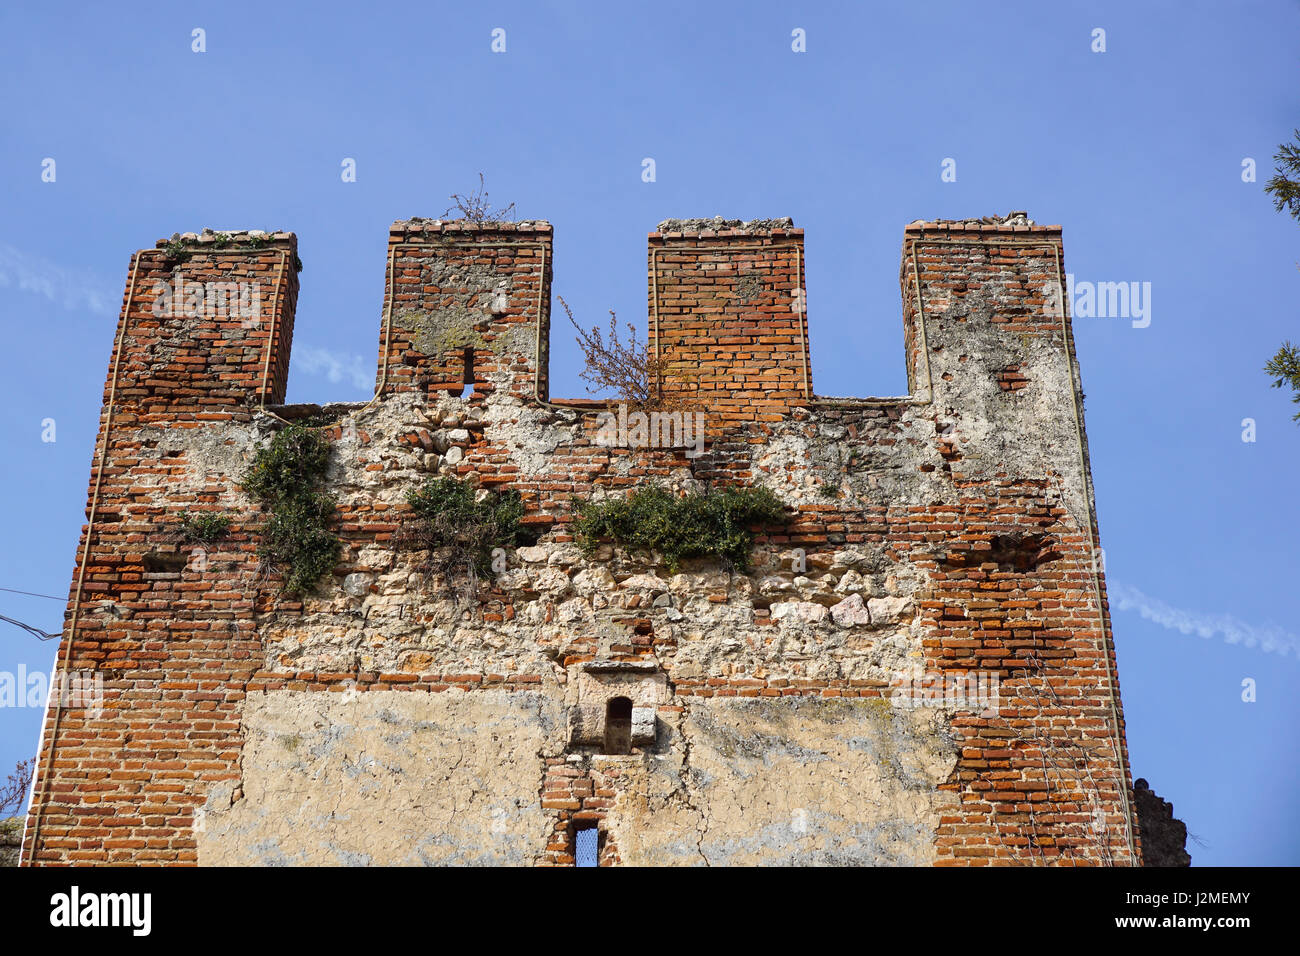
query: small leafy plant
[
  {"left": 243, "top": 424, "right": 341, "bottom": 595},
  {"left": 161, "top": 238, "right": 192, "bottom": 264},
  {"left": 400, "top": 476, "right": 532, "bottom": 600},
  {"left": 574, "top": 484, "right": 787, "bottom": 572},
  {"left": 178, "top": 510, "right": 231, "bottom": 543}
]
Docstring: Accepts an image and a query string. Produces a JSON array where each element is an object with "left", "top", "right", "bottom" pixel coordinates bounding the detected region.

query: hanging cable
[
  {"left": 0, "top": 614, "right": 59, "bottom": 641},
  {"left": 0, "top": 587, "right": 64, "bottom": 601}
]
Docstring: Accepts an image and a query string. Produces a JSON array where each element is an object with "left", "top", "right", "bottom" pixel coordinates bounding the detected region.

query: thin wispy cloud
[
  {"left": 1110, "top": 581, "right": 1299, "bottom": 657},
  {"left": 295, "top": 345, "right": 374, "bottom": 392},
  {"left": 0, "top": 242, "right": 116, "bottom": 315}
]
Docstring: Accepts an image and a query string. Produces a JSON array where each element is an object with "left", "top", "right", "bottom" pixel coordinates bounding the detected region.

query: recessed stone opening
[
  {"left": 142, "top": 552, "right": 187, "bottom": 573},
  {"left": 459, "top": 347, "right": 474, "bottom": 399},
  {"left": 604, "top": 697, "right": 632, "bottom": 755}
]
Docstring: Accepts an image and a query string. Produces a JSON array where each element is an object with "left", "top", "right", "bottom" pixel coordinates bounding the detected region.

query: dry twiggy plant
[
  {"left": 560, "top": 295, "right": 694, "bottom": 412},
  {"left": 442, "top": 173, "right": 517, "bottom": 223},
  {"left": 0, "top": 758, "right": 33, "bottom": 816}
]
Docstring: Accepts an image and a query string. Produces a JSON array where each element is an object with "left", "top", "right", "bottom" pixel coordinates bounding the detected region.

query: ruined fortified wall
[{"left": 23, "top": 215, "right": 1140, "bottom": 866}]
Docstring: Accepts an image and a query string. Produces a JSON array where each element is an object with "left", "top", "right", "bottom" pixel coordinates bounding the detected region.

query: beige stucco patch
[
  {"left": 605, "top": 697, "right": 959, "bottom": 866},
  {"left": 197, "top": 689, "right": 564, "bottom": 866}
]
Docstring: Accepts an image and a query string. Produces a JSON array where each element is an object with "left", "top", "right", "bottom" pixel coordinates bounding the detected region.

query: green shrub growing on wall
[
  {"left": 178, "top": 510, "right": 231, "bottom": 543},
  {"left": 574, "top": 485, "right": 787, "bottom": 572},
  {"left": 242, "top": 424, "right": 341, "bottom": 594},
  {"left": 401, "top": 477, "right": 532, "bottom": 599},
  {"left": 161, "top": 238, "right": 192, "bottom": 264}
]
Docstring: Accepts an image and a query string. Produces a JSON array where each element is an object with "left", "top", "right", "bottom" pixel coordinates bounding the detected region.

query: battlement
[
  {"left": 116, "top": 213, "right": 1075, "bottom": 422},
  {"left": 23, "top": 215, "right": 1138, "bottom": 868}
]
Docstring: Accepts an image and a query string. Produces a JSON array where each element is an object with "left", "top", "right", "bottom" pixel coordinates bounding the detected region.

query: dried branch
[
  {"left": 0, "top": 758, "right": 33, "bottom": 816},
  {"left": 559, "top": 295, "right": 695, "bottom": 412},
  {"left": 442, "top": 172, "right": 517, "bottom": 223}
]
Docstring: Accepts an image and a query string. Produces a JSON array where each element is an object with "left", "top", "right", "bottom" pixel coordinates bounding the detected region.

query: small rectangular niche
[{"left": 604, "top": 697, "right": 633, "bottom": 755}]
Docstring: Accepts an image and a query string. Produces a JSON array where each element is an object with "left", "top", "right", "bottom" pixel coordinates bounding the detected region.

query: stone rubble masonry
[
  {"left": 22, "top": 215, "right": 1141, "bottom": 867},
  {"left": 0, "top": 818, "right": 20, "bottom": 867}
]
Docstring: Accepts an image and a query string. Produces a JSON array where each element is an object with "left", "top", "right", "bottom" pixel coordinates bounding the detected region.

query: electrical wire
[
  {"left": 0, "top": 587, "right": 64, "bottom": 601},
  {"left": 0, "top": 614, "right": 59, "bottom": 641}
]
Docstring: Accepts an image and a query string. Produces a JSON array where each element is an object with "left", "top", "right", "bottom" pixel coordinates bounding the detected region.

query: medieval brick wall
[
  {"left": 22, "top": 215, "right": 1140, "bottom": 866},
  {"left": 648, "top": 219, "right": 809, "bottom": 427}
]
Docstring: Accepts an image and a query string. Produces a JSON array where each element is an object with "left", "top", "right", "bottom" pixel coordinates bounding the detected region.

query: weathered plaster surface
[
  {"left": 197, "top": 690, "right": 958, "bottom": 867},
  {"left": 197, "top": 690, "right": 564, "bottom": 866},
  {"left": 604, "top": 698, "right": 958, "bottom": 866}
]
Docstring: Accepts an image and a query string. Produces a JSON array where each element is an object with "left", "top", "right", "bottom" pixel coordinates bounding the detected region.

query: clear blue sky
[{"left": 1, "top": 1, "right": 1296, "bottom": 865}]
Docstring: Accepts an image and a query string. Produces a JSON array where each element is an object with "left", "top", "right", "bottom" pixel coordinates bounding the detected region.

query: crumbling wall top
[
  {"left": 389, "top": 218, "right": 553, "bottom": 237},
  {"left": 652, "top": 217, "right": 800, "bottom": 238},
  {"left": 154, "top": 227, "right": 296, "bottom": 247},
  {"left": 904, "top": 211, "right": 1060, "bottom": 236}
]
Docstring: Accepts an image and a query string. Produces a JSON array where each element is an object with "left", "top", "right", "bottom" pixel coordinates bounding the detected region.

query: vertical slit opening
[
  {"left": 574, "top": 823, "right": 599, "bottom": 868},
  {"left": 458, "top": 347, "right": 474, "bottom": 399}
]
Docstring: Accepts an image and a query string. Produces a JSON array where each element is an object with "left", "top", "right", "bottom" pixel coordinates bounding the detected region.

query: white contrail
[
  {"left": 294, "top": 345, "right": 373, "bottom": 391},
  {"left": 1109, "top": 581, "right": 1299, "bottom": 657},
  {"left": 0, "top": 243, "right": 115, "bottom": 314}
]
